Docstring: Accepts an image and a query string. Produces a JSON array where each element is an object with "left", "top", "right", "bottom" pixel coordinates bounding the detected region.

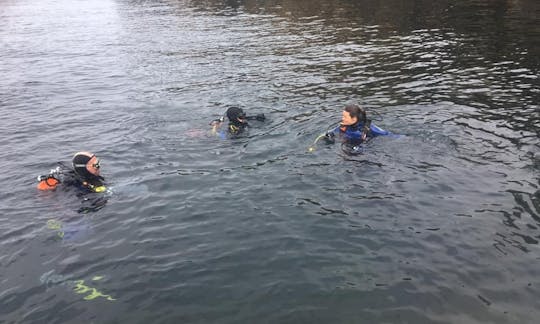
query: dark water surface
[{"left": 1, "top": 0, "right": 539, "bottom": 323}]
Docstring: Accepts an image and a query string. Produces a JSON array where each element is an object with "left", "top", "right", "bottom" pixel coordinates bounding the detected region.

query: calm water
[{"left": 1, "top": 0, "right": 539, "bottom": 323}]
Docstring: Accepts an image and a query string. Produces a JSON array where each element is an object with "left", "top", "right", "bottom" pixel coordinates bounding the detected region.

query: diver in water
[
  {"left": 210, "top": 107, "right": 266, "bottom": 138},
  {"left": 324, "top": 104, "right": 392, "bottom": 145},
  {"left": 311, "top": 104, "right": 395, "bottom": 154},
  {"left": 37, "top": 152, "right": 106, "bottom": 193},
  {"left": 37, "top": 152, "right": 108, "bottom": 212}
]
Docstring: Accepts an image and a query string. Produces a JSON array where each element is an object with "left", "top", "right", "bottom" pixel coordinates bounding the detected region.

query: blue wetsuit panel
[
  {"left": 369, "top": 123, "right": 390, "bottom": 136},
  {"left": 329, "top": 122, "right": 391, "bottom": 141}
]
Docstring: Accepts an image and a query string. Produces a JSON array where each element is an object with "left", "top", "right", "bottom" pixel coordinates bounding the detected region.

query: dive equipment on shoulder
[{"left": 37, "top": 166, "right": 62, "bottom": 190}]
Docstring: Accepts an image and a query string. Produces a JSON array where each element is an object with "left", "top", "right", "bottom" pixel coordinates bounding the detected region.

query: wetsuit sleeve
[
  {"left": 369, "top": 123, "right": 391, "bottom": 136},
  {"left": 327, "top": 126, "right": 341, "bottom": 136}
]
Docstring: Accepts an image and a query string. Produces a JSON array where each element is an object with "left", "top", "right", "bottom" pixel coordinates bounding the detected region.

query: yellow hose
[{"left": 308, "top": 133, "right": 327, "bottom": 152}]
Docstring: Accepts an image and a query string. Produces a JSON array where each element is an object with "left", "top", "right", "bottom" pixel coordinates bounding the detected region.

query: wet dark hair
[{"left": 344, "top": 104, "right": 367, "bottom": 124}]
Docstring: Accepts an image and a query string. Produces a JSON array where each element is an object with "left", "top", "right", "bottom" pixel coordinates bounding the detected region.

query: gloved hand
[{"left": 324, "top": 132, "right": 335, "bottom": 144}]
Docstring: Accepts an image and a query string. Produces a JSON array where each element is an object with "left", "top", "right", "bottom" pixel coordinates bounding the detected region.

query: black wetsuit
[{"left": 55, "top": 163, "right": 108, "bottom": 213}]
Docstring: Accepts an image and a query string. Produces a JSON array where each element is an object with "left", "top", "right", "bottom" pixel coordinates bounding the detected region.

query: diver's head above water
[
  {"left": 72, "top": 152, "right": 102, "bottom": 180},
  {"left": 226, "top": 107, "right": 248, "bottom": 127},
  {"left": 36, "top": 152, "right": 106, "bottom": 193},
  {"left": 341, "top": 104, "right": 367, "bottom": 127}
]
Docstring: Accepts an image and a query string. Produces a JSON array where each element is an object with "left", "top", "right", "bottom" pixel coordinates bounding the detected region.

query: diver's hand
[
  {"left": 324, "top": 132, "right": 335, "bottom": 144},
  {"left": 246, "top": 114, "right": 266, "bottom": 121},
  {"left": 209, "top": 117, "right": 224, "bottom": 126}
]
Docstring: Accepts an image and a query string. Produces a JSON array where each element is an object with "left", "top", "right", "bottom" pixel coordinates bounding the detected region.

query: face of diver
[
  {"left": 236, "top": 114, "right": 247, "bottom": 124},
  {"left": 341, "top": 110, "right": 358, "bottom": 126},
  {"left": 86, "top": 155, "right": 101, "bottom": 176}
]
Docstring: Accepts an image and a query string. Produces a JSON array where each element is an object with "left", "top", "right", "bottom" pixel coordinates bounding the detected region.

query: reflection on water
[{"left": 0, "top": 0, "right": 539, "bottom": 323}]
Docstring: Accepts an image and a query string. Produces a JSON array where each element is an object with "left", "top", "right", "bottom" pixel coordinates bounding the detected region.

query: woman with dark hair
[{"left": 324, "top": 104, "right": 391, "bottom": 145}]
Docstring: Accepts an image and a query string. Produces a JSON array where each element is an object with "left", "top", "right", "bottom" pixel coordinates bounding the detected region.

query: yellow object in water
[
  {"left": 47, "top": 219, "right": 62, "bottom": 230},
  {"left": 308, "top": 133, "right": 327, "bottom": 152},
  {"left": 93, "top": 185, "right": 107, "bottom": 193},
  {"left": 73, "top": 279, "right": 116, "bottom": 301},
  {"left": 47, "top": 219, "right": 64, "bottom": 238}
]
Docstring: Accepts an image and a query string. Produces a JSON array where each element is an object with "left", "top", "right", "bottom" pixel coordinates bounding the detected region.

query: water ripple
[{"left": 1, "top": 0, "right": 539, "bottom": 323}]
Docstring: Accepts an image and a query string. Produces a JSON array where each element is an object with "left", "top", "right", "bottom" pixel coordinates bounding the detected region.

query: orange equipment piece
[{"left": 37, "top": 177, "right": 59, "bottom": 190}]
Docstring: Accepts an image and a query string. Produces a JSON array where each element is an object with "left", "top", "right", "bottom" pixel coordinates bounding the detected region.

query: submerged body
[{"left": 211, "top": 120, "right": 248, "bottom": 139}]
